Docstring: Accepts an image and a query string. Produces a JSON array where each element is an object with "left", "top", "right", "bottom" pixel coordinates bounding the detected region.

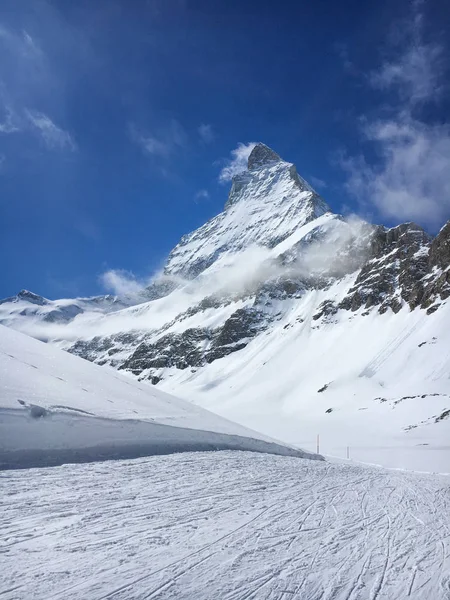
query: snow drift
[{"left": 0, "top": 325, "right": 320, "bottom": 469}]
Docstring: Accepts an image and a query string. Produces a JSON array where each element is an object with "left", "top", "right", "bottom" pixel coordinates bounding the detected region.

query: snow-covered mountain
[
  {"left": 2, "top": 143, "right": 449, "bottom": 470},
  {"left": 164, "top": 143, "right": 330, "bottom": 278}
]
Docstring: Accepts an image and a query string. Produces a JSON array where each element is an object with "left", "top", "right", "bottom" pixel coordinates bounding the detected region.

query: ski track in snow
[{"left": 2, "top": 451, "right": 450, "bottom": 600}]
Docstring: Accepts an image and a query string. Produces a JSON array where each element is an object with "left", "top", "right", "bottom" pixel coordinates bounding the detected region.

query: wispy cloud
[
  {"left": 369, "top": 10, "right": 444, "bottom": 106},
  {"left": 0, "top": 105, "right": 20, "bottom": 133},
  {"left": 219, "top": 142, "right": 256, "bottom": 183},
  {"left": 74, "top": 218, "right": 101, "bottom": 242},
  {"left": 342, "top": 4, "right": 450, "bottom": 230},
  {"left": 0, "top": 24, "right": 76, "bottom": 152},
  {"left": 100, "top": 269, "right": 144, "bottom": 297},
  {"left": 194, "top": 189, "right": 209, "bottom": 203},
  {"left": 198, "top": 123, "right": 214, "bottom": 144},
  {"left": 130, "top": 120, "right": 187, "bottom": 160},
  {"left": 25, "top": 109, "right": 76, "bottom": 151},
  {"left": 309, "top": 175, "right": 327, "bottom": 190},
  {"left": 334, "top": 42, "right": 358, "bottom": 76}
]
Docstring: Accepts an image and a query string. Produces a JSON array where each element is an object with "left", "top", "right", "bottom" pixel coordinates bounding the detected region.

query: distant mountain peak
[
  {"left": 247, "top": 143, "right": 282, "bottom": 170},
  {"left": 17, "top": 290, "right": 49, "bottom": 306}
]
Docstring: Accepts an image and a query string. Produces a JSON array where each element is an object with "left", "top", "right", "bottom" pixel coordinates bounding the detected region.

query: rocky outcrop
[
  {"left": 338, "top": 223, "right": 432, "bottom": 314},
  {"left": 420, "top": 222, "right": 450, "bottom": 308},
  {"left": 119, "top": 328, "right": 209, "bottom": 375},
  {"left": 115, "top": 306, "right": 269, "bottom": 381},
  {"left": 247, "top": 143, "right": 282, "bottom": 170},
  {"left": 429, "top": 222, "right": 450, "bottom": 269},
  {"left": 313, "top": 301, "right": 338, "bottom": 321}
]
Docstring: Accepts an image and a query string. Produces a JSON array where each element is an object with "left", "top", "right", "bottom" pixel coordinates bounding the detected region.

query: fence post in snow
[
  {"left": 347, "top": 446, "right": 349, "bottom": 460},
  {"left": 316, "top": 434, "right": 320, "bottom": 455}
]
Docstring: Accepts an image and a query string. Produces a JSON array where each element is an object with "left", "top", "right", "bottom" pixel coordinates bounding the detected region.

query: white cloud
[
  {"left": 370, "top": 42, "right": 443, "bottom": 106},
  {"left": 25, "top": 109, "right": 76, "bottom": 151},
  {"left": 342, "top": 5, "right": 450, "bottom": 230},
  {"left": 130, "top": 120, "right": 186, "bottom": 159},
  {"left": 194, "top": 189, "right": 209, "bottom": 203},
  {"left": 219, "top": 142, "right": 256, "bottom": 183},
  {"left": 0, "top": 105, "right": 20, "bottom": 133},
  {"left": 368, "top": 5, "right": 445, "bottom": 107},
  {"left": 309, "top": 176, "right": 327, "bottom": 190},
  {"left": 131, "top": 131, "right": 170, "bottom": 158},
  {"left": 21, "top": 30, "right": 43, "bottom": 59},
  {"left": 0, "top": 24, "right": 76, "bottom": 152},
  {"left": 343, "top": 116, "right": 450, "bottom": 228},
  {"left": 198, "top": 123, "right": 214, "bottom": 143},
  {"left": 100, "top": 270, "right": 143, "bottom": 297}
]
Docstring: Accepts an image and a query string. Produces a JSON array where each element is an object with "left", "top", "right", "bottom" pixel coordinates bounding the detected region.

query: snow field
[
  {"left": 1, "top": 451, "right": 450, "bottom": 600},
  {"left": 0, "top": 325, "right": 318, "bottom": 468}
]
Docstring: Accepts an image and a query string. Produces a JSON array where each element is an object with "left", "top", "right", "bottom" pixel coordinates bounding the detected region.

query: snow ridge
[{"left": 0, "top": 324, "right": 319, "bottom": 469}]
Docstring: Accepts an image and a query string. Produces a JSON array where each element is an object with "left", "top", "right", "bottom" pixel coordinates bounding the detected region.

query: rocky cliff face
[{"left": 1, "top": 143, "right": 449, "bottom": 394}]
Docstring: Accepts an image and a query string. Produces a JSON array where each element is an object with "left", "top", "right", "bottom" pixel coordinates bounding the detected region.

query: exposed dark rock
[
  {"left": 419, "top": 222, "right": 450, "bottom": 307},
  {"left": 313, "top": 301, "right": 338, "bottom": 321},
  {"left": 68, "top": 336, "right": 116, "bottom": 363},
  {"left": 120, "top": 328, "right": 210, "bottom": 375},
  {"left": 429, "top": 222, "right": 450, "bottom": 269},
  {"left": 426, "top": 304, "right": 440, "bottom": 315},
  {"left": 318, "top": 383, "right": 330, "bottom": 393},
  {"left": 435, "top": 409, "right": 450, "bottom": 423},
  {"left": 118, "top": 307, "right": 270, "bottom": 381},
  {"left": 205, "top": 342, "right": 248, "bottom": 364},
  {"left": 247, "top": 143, "right": 282, "bottom": 170},
  {"left": 338, "top": 223, "right": 432, "bottom": 314},
  {"left": 213, "top": 308, "right": 266, "bottom": 348},
  {"left": 255, "top": 278, "right": 305, "bottom": 303}
]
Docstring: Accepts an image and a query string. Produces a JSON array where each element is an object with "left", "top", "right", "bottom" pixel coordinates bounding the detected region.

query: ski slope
[
  {"left": 0, "top": 325, "right": 316, "bottom": 468},
  {"left": 1, "top": 451, "right": 450, "bottom": 600}
]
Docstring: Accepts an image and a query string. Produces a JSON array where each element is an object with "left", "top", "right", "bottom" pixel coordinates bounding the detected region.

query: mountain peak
[
  {"left": 247, "top": 143, "right": 282, "bottom": 170},
  {"left": 17, "top": 289, "right": 48, "bottom": 306}
]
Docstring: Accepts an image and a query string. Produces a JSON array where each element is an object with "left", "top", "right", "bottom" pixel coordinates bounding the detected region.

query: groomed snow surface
[
  {"left": 2, "top": 326, "right": 450, "bottom": 599},
  {"left": 2, "top": 451, "right": 450, "bottom": 600},
  {"left": 0, "top": 325, "right": 317, "bottom": 469}
]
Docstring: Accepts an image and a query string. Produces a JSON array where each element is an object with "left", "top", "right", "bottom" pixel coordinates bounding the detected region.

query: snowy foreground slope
[
  {"left": 0, "top": 325, "right": 317, "bottom": 468},
  {"left": 2, "top": 451, "right": 450, "bottom": 600}
]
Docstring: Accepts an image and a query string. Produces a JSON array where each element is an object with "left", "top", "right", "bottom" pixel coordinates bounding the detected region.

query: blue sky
[{"left": 1, "top": 0, "right": 449, "bottom": 299}]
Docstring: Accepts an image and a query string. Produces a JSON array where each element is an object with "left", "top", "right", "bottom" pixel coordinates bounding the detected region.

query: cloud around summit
[{"left": 218, "top": 142, "right": 256, "bottom": 183}]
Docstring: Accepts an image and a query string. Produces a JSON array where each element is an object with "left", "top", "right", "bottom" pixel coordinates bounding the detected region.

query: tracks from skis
[{"left": 1, "top": 451, "right": 449, "bottom": 600}]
